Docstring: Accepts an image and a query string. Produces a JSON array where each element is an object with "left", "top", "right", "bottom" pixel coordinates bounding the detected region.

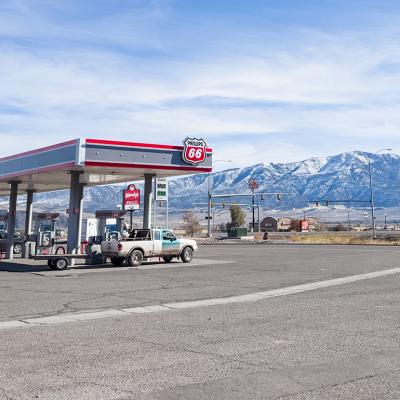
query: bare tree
[
  {"left": 182, "top": 211, "right": 201, "bottom": 237},
  {"left": 289, "top": 219, "right": 301, "bottom": 232}
]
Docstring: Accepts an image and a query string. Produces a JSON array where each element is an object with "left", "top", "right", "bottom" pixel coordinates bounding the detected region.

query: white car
[{"left": 101, "top": 228, "right": 198, "bottom": 266}]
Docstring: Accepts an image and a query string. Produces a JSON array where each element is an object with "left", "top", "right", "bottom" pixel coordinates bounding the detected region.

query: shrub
[{"left": 229, "top": 204, "right": 246, "bottom": 228}]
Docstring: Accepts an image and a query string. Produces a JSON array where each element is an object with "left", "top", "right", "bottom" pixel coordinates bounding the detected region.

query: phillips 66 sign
[
  {"left": 123, "top": 184, "right": 140, "bottom": 210},
  {"left": 182, "top": 137, "right": 207, "bottom": 165}
]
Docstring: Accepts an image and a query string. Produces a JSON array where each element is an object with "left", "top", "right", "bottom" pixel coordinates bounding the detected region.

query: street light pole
[
  {"left": 368, "top": 155, "right": 376, "bottom": 238},
  {"left": 368, "top": 148, "right": 391, "bottom": 239}
]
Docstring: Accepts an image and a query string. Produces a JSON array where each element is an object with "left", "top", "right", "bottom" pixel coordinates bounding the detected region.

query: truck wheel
[
  {"left": 128, "top": 250, "right": 143, "bottom": 267},
  {"left": 163, "top": 255, "right": 174, "bottom": 263},
  {"left": 111, "top": 257, "right": 125, "bottom": 266},
  {"left": 47, "top": 259, "right": 56, "bottom": 269},
  {"left": 54, "top": 258, "right": 68, "bottom": 270},
  {"left": 181, "top": 247, "right": 193, "bottom": 263}
]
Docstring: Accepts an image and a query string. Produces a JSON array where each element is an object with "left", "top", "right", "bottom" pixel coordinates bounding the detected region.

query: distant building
[
  {"left": 260, "top": 217, "right": 278, "bottom": 232},
  {"left": 278, "top": 217, "right": 293, "bottom": 232},
  {"left": 260, "top": 216, "right": 321, "bottom": 232}
]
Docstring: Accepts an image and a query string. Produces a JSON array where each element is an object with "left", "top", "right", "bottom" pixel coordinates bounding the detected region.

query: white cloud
[{"left": 1, "top": 2, "right": 400, "bottom": 164}]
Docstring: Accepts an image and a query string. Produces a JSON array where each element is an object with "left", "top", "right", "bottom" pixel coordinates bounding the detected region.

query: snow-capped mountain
[
  {"left": 10, "top": 150, "right": 400, "bottom": 214},
  {"left": 167, "top": 151, "right": 400, "bottom": 210}
]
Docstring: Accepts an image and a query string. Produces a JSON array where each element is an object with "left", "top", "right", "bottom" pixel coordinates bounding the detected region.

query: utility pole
[{"left": 347, "top": 210, "right": 351, "bottom": 231}]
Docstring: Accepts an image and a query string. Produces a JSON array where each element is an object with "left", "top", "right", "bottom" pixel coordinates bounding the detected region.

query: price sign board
[
  {"left": 123, "top": 184, "right": 141, "bottom": 210},
  {"left": 156, "top": 178, "right": 168, "bottom": 201}
]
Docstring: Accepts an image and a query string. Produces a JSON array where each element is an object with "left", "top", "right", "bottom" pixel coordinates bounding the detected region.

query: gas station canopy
[
  {"left": 0, "top": 137, "right": 213, "bottom": 260},
  {"left": 0, "top": 138, "right": 213, "bottom": 195}
]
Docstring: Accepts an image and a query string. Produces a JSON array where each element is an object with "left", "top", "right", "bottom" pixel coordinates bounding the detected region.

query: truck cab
[{"left": 101, "top": 228, "right": 198, "bottom": 266}]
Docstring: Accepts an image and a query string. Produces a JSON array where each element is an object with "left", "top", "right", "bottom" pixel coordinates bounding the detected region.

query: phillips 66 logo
[{"left": 182, "top": 137, "right": 207, "bottom": 165}]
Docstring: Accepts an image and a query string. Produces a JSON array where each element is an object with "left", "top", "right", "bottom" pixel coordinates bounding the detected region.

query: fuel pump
[
  {"left": 84, "top": 210, "right": 128, "bottom": 265},
  {"left": 95, "top": 210, "right": 128, "bottom": 242},
  {"left": 0, "top": 212, "right": 8, "bottom": 238},
  {"left": 33, "top": 213, "right": 59, "bottom": 255}
]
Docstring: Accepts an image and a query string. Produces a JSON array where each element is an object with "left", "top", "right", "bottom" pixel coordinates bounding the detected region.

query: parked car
[{"left": 0, "top": 232, "right": 24, "bottom": 254}]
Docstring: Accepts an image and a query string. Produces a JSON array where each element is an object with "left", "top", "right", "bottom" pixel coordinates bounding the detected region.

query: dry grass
[{"left": 291, "top": 234, "right": 400, "bottom": 246}]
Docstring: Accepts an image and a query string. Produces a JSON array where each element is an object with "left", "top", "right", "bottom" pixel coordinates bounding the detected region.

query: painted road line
[
  {"left": 1, "top": 267, "right": 400, "bottom": 330},
  {"left": 29, "top": 259, "right": 233, "bottom": 276}
]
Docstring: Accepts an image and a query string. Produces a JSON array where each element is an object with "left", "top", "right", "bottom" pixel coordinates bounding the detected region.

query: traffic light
[{"left": 277, "top": 194, "right": 282, "bottom": 201}]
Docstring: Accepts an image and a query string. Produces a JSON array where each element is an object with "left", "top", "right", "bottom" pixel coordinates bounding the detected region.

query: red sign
[
  {"left": 182, "top": 137, "right": 207, "bottom": 165},
  {"left": 248, "top": 179, "right": 259, "bottom": 190},
  {"left": 300, "top": 219, "right": 309, "bottom": 231},
  {"left": 123, "top": 185, "right": 140, "bottom": 210}
]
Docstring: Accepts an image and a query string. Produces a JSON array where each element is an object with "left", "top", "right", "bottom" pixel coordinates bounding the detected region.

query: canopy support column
[
  {"left": 67, "top": 171, "right": 84, "bottom": 258},
  {"left": 21, "top": 189, "right": 34, "bottom": 258},
  {"left": 24, "top": 190, "right": 34, "bottom": 236},
  {"left": 5, "top": 181, "right": 19, "bottom": 259},
  {"left": 143, "top": 174, "right": 155, "bottom": 229}
]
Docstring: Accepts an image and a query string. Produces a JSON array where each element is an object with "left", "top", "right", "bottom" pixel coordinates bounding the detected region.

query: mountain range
[{"left": 4, "top": 151, "right": 399, "bottom": 219}]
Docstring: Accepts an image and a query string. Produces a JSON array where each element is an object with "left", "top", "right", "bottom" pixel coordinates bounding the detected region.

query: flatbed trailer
[{"left": 29, "top": 253, "right": 89, "bottom": 270}]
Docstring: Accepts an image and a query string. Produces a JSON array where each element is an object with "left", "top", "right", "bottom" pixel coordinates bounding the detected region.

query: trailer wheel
[
  {"left": 111, "top": 257, "right": 125, "bottom": 266},
  {"left": 163, "top": 255, "right": 174, "bottom": 263},
  {"left": 128, "top": 250, "right": 143, "bottom": 267},
  {"left": 181, "top": 247, "right": 193, "bottom": 263},
  {"left": 54, "top": 258, "right": 68, "bottom": 270},
  {"left": 13, "top": 243, "right": 23, "bottom": 254}
]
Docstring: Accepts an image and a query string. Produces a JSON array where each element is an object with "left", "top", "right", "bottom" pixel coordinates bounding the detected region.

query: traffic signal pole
[
  {"left": 207, "top": 191, "right": 293, "bottom": 235},
  {"left": 252, "top": 188, "right": 255, "bottom": 232},
  {"left": 207, "top": 174, "right": 212, "bottom": 237}
]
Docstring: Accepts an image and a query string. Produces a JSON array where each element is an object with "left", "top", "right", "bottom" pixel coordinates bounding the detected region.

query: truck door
[
  {"left": 152, "top": 230, "right": 162, "bottom": 256},
  {"left": 162, "top": 230, "right": 180, "bottom": 255}
]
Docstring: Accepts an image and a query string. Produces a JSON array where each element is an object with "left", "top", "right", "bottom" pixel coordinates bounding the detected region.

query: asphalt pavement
[{"left": 0, "top": 244, "right": 399, "bottom": 399}]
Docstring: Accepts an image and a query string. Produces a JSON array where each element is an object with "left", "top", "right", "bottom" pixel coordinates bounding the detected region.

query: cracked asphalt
[{"left": 0, "top": 244, "right": 400, "bottom": 399}]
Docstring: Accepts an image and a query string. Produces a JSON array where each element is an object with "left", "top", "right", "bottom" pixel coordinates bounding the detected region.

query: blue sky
[{"left": 1, "top": 0, "right": 400, "bottom": 169}]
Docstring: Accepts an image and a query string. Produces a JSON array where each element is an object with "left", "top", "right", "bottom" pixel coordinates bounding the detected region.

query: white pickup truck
[{"left": 101, "top": 228, "right": 198, "bottom": 266}]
